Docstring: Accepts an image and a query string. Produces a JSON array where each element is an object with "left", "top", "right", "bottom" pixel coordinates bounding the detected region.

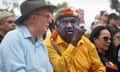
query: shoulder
[
  {"left": 44, "top": 35, "right": 51, "bottom": 46},
  {"left": 0, "top": 27, "right": 24, "bottom": 48},
  {"left": 81, "top": 36, "right": 96, "bottom": 48},
  {"left": 81, "top": 36, "right": 92, "bottom": 43},
  {"left": 3, "top": 29, "right": 21, "bottom": 41}
]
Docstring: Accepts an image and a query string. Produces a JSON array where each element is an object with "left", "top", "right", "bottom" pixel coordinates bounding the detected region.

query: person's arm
[
  {"left": 0, "top": 32, "right": 26, "bottom": 72},
  {"left": 45, "top": 38, "right": 77, "bottom": 72},
  {"left": 45, "top": 24, "right": 85, "bottom": 72}
]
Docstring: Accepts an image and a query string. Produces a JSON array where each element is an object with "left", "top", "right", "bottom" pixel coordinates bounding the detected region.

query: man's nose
[{"left": 67, "top": 22, "right": 73, "bottom": 27}]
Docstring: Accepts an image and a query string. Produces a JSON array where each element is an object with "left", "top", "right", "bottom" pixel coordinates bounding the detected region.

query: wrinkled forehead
[{"left": 58, "top": 16, "right": 78, "bottom": 21}]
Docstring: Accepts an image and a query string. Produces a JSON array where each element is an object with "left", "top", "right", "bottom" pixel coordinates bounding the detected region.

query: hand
[{"left": 71, "top": 24, "right": 86, "bottom": 46}]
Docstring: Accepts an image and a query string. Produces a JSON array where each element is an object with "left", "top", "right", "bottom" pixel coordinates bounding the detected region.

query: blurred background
[{"left": 0, "top": 0, "right": 120, "bottom": 29}]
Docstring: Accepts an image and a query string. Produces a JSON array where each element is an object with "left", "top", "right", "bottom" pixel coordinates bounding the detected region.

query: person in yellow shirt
[{"left": 44, "top": 8, "right": 105, "bottom": 72}]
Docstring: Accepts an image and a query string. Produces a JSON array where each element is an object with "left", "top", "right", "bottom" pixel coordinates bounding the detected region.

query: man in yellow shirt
[{"left": 44, "top": 8, "right": 105, "bottom": 72}]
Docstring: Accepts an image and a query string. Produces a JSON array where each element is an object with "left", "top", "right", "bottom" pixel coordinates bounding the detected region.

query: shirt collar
[
  {"left": 55, "top": 35, "right": 67, "bottom": 45},
  {"left": 18, "top": 25, "right": 32, "bottom": 38}
]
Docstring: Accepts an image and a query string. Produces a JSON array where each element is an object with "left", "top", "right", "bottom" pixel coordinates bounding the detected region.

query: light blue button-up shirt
[{"left": 0, "top": 25, "right": 53, "bottom": 72}]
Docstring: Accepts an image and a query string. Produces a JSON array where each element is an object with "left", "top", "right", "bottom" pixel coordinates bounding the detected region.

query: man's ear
[
  {"left": 93, "top": 37, "right": 97, "bottom": 42},
  {"left": 0, "top": 23, "right": 2, "bottom": 26},
  {"left": 0, "top": 23, "right": 3, "bottom": 29},
  {"left": 31, "top": 14, "right": 36, "bottom": 21},
  {"left": 28, "top": 14, "right": 36, "bottom": 23}
]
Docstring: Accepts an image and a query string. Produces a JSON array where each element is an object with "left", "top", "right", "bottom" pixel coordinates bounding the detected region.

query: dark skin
[
  {"left": 71, "top": 24, "right": 85, "bottom": 46},
  {"left": 57, "top": 16, "right": 85, "bottom": 46}
]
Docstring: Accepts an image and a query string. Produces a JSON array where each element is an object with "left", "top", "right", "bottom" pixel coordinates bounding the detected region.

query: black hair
[
  {"left": 111, "top": 29, "right": 120, "bottom": 36},
  {"left": 90, "top": 26, "right": 118, "bottom": 65},
  {"left": 106, "top": 29, "right": 120, "bottom": 64},
  {"left": 90, "top": 26, "right": 112, "bottom": 43},
  {"left": 107, "top": 13, "right": 118, "bottom": 24}
]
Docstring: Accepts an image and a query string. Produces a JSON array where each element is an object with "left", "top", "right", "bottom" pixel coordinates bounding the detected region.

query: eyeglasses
[
  {"left": 102, "top": 36, "right": 111, "bottom": 42},
  {"left": 6, "top": 20, "right": 15, "bottom": 24},
  {"left": 34, "top": 13, "right": 52, "bottom": 19},
  {"left": 57, "top": 18, "right": 79, "bottom": 25}
]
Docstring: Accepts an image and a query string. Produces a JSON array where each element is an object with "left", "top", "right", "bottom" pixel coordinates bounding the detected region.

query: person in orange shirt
[{"left": 44, "top": 8, "right": 105, "bottom": 72}]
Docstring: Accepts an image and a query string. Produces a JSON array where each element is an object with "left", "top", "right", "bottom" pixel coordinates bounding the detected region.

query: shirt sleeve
[
  {"left": 47, "top": 41, "right": 77, "bottom": 72},
  {"left": 0, "top": 32, "right": 26, "bottom": 72},
  {"left": 88, "top": 43, "right": 106, "bottom": 72}
]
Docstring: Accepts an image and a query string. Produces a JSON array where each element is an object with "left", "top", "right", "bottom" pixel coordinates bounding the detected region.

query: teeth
[
  {"left": 67, "top": 31, "right": 73, "bottom": 34},
  {"left": 65, "top": 29, "right": 73, "bottom": 34}
]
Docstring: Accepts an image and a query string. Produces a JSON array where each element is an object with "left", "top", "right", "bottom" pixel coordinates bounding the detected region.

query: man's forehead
[{"left": 59, "top": 16, "right": 78, "bottom": 20}]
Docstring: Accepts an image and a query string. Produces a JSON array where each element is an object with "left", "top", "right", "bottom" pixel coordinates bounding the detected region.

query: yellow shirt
[{"left": 44, "top": 35, "right": 105, "bottom": 72}]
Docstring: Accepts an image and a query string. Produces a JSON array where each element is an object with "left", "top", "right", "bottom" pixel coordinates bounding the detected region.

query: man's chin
[
  {"left": 66, "top": 33, "right": 73, "bottom": 38},
  {"left": 45, "top": 28, "right": 48, "bottom": 33}
]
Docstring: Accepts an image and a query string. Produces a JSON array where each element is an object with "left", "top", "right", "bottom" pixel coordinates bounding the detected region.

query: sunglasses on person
[{"left": 102, "top": 36, "right": 111, "bottom": 41}]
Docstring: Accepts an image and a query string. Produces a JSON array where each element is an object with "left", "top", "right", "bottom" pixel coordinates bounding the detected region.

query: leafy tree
[
  {"left": 1, "top": 0, "right": 68, "bottom": 13},
  {"left": 0, "top": 9, "right": 8, "bottom": 11},
  {"left": 56, "top": 2, "right": 68, "bottom": 10},
  {"left": 0, "top": 0, "right": 19, "bottom": 13},
  {"left": 110, "top": 0, "right": 120, "bottom": 14},
  {"left": 47, "top": 1, "right": 68, "bottom": 12}
]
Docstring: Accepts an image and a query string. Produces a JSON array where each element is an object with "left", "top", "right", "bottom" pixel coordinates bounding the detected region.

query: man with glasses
[
  {"left": 0, "top": 0, "right": 56, "bottom": 72},
  {"left": 44, "top": 8, "right": 105, "bottom": 72},
  {"left": 0, "top": 11, "right": 16, "bottom": 43}
]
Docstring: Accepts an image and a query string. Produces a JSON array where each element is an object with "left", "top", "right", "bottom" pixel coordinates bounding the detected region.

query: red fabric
[{"left": 105, "top": 61, "right": 118, "bottom": 71}]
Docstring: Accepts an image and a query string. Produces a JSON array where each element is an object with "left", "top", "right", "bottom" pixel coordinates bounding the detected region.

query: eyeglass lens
[{"left": 103, "top": 36, "right": 111, "bottom": 41}]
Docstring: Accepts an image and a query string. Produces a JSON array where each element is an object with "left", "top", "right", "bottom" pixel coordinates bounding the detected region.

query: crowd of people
[{"left": 0, "top": 0, "right": 120, "bottom": 72}]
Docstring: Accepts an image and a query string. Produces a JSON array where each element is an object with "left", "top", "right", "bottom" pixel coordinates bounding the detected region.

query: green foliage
[
  {"left": 0, "top": 0, "right": 68, "bottom": 13},
  {"left": 46, "top": 1, "right": 68, "bottom": 12},
  {"left": 0, "top": 9, "right": 14, "bottom": 14},
  {"left": 110, "top": 0, "right": 120, "bottom": 14},
  {"left": 0, "top": 9, "right": 8, "bottom": 11},
  {"left": 57, "top": 2, "right": 68, "bottom": 9}
]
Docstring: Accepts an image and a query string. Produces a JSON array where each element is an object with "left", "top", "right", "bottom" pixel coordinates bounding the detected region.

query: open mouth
[{"left": 65, "top": 29, "right": 73, "bottom": 34}]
